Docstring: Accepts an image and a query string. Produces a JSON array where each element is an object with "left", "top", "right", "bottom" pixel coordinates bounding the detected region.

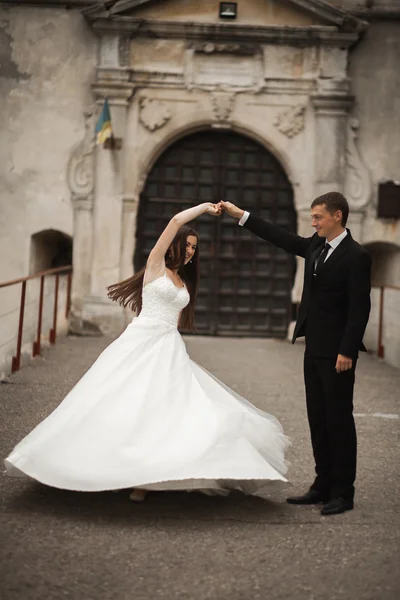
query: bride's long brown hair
[{"left": 107, "top": 225, "right": 200, "bottom": 330}]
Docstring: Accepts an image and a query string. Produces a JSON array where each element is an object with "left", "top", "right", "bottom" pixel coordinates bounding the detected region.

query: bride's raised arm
[{"left": 145, "top": 202, "right": 220, "bottom": 283}]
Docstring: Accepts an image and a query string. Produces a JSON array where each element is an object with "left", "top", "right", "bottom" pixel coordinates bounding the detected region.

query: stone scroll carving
[
  {"left": 139, "top": 97, "right": 171, "bottom": 132},
  {"left": 344, "top": 118, "right": 372, "bottom": 210},
  {"left": 211, "top": 92, "right": 235, "bottom": 122},
  {"left": 67, "top": 109, "right": 95, "bottom": 200},
  {"left": 274, "top": 104, "right": 305, "bottom": 138}
]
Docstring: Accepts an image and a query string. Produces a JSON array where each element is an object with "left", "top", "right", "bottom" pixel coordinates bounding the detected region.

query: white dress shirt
[
  {"left": 238, "top": 210, "right": 348, "bottom": 263},
  {"left": 323, "top": 229, "right": 347, "bottom": 261}
]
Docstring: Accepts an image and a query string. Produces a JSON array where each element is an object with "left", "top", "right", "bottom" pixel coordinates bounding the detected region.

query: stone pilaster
[
  {"left": 120, "top": 194, "right": 138, "bottom": 282},
  {"left": 67, "top": 110, "right": 96, "bottom": 334},
  {"left": 80, "top": 33, "right": 135, "bottom": 335},
  {"left": 71, "top": 195, "right": 93, "bottom": 313}
]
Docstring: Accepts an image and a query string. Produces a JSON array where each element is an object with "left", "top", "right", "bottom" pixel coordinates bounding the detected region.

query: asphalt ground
[{"left": 1, "top": 334, "right": 399, "bottom": 600}]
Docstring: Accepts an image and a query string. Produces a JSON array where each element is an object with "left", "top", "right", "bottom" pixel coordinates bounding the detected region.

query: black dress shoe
[
  {"left": 320, "top": 497, "right": 354, "bottom": 516},
  {"left": 287, "top": 489, "right": 329, "bottom": 505}
]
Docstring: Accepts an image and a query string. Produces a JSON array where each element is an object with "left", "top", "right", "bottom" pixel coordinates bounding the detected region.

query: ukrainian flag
[{"left": 95, "top": 98, "right": 113, "bottom": 145}]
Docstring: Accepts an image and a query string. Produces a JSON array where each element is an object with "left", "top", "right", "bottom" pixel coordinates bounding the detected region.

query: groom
[{"left": 220, "top": 193, "right": 372, "bottom": 515}]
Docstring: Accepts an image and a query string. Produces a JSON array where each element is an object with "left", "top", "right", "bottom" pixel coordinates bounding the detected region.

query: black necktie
[{"left": 314, "top": 243, "right": 331, "bottom": 274}]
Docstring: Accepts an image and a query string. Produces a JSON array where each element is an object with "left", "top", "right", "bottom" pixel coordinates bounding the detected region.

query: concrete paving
[{"left": 1, "top": 334, "right": 399, "bottom": 600}]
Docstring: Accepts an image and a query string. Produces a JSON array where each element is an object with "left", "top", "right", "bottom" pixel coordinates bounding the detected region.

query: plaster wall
[
  {"left": 348, "top": 19, "right": 400, "bottom": 368},
  {"left": 0, "top": 7, "right": 97, "bottom": 375},
  {"left": 0, "top": 7, "right": 97, "bottom": 282}
]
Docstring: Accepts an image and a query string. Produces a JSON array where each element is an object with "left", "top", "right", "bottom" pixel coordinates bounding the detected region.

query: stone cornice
[
  {"left": 350, "top": 6, "right": 400, "bottom": 21},
  {"left": 285, "top": 0, "right": 365, "bottom": 30},
  {"left": 311, "top": 93, "right": 354, "bottom": 114},
  {"left": 0, "top": 0, "right": 94, "bottom": 6},
  {"left": 86, "top": 18, "right": 362, "bottom": 48},
  {"left": 89, "top": 0, "right": 368, "bottom": 32},
  {"left": 92, "top": 67, "right": 135, "bottom": 102}
]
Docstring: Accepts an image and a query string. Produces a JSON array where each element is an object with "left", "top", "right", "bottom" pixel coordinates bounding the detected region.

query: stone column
[
  {"left": 81, "top": 33, "right": 135, "bottom": 335},
  {"left": 67, "top": 110, "right": 96, "bottom": 333},
  {"left": 120, "top": 194, "right": 138, "bottom": 281},
  {"left": 311, "top": 93, "right": 353, "bottom": 198},
  {"left": 120, "top": 194, "right": 139, "bottom": 326},
  {"left": 287, "top": 207, "right": 310, "bottom": 342},
  {"left": 81, "top": 96, "right": 131, "bottom": 335},
  {"left": 69, "top": 196, "right": 94, "bottom": 333},
  {"left": 291, "top": 207, "right": 312, "bottom": 302}
]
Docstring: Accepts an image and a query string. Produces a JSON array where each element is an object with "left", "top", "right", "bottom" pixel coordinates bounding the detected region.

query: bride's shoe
[{"left": 129, "top": 489, "right": 148, "bottom": 502}]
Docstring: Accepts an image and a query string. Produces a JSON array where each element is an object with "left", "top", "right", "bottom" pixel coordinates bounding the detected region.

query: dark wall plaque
[
  {"left": 219, "top": 2, "right": 237, "bottom": 19},
  {"left": 377, "top": 182, "right": 400, "bottom": 219}
]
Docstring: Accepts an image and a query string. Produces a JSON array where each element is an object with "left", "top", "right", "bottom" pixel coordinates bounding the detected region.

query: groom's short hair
[{"left": 311, "top": 192, "right": 349, "bottom": 227}]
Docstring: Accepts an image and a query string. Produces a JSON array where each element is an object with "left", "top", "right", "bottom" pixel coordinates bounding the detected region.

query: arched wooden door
[{"left": 134, "top": 131, "right": 296, "bottom": 337}]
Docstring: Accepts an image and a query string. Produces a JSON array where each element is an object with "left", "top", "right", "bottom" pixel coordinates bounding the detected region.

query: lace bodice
[{"left": 139, "top": 274, "right": 190, "bottom": 327}]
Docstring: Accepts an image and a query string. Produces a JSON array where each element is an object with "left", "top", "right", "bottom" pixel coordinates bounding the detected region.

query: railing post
[
  {"left": 49, "top": 274, "right": 60, "bottom": 345},
  {"left": 33, "top": 275, "right": 45, "bottom": 357},
  {"left": 377, "top": 285, "right": 385, "bottom": 359},
  {"left": 1, "top": 266, "right": 72, "bottom": 375},
  {"left": 66, "top": 271, "right": 72, "bottom": 318},
  {"left": 11, "top": 281, "right": 27, "bottom": 373}
]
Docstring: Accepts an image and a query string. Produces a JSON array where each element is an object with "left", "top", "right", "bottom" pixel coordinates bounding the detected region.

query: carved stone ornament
[
  {"left": 211, "top": 92, "right": 235, "bottom": 122},
  {"left": 344, "top": 118, "right": 372, "bottom": 210},
  {"left": 67, "top": 109, "right": 95, "bottom": 199},
  {"left": 139, "top": 97, "right": 171, "bottom": 132},
  {"left": 193, "top": 42, "right": 257, "bottom": 56},
  {"left": 274, "top": 104, "right": 305, "bottom": 138}
]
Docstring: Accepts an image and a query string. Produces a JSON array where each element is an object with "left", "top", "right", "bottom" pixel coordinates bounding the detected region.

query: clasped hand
[
  {"left": 205, "top": 203, "right": 222, "bottom": 216},
  {"left": 205, "top": 201, "right": 244, "bottom": 220}
]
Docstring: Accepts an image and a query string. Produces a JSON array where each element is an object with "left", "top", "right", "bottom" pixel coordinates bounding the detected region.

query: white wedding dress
[{"left": 5, "top": 273, "right": 289, "bottom": 497}]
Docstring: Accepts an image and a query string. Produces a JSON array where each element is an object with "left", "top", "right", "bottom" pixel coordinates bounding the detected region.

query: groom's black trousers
[{"left": 304, "top": 352, "right": 357, "bottom": 501}]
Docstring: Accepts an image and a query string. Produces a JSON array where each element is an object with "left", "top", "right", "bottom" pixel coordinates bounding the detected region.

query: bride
[{"left": 5, "top": 202, "right": 289, "bottom": 502}]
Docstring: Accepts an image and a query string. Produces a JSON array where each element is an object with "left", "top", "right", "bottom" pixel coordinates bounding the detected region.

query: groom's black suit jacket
[{"left": 244, "top": 214, "right": 372, "bottom": 359}]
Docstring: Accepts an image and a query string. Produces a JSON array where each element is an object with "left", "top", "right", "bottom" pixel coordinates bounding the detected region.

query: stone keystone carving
[
  {"left": 67, "top": 109, "right": 95, "bottom": 199},
  {"left": 139, "top": 97, "right": 171, "bottom": 132},
  {"left": 344, "top": 118, "right": 372, "bottom": 210},
  {"left": 274, "top": 104, "right": 305, "bottom": 138},
  {"left": 211, "top": 92, "right": 235, "bottom": 122}
]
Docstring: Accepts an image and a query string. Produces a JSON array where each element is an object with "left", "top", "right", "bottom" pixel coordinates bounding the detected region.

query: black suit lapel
[{"left": 318, "top": 230, "right": 353, "bottom": 274}]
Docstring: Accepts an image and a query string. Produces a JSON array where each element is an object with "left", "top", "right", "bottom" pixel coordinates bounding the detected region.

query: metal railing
[
  {"left": 371, "top": 284, "right": 400, "bottom": 359},
  {"left": 0, "top": 266, "right": 72, "bottom": 373}
]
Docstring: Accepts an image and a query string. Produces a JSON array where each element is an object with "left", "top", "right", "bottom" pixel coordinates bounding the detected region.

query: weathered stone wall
[
  {"left": 0, "top": 7, "right": 97, "bottom": 376},
  {"left": 348, "top": 18, "right": 400, "bottom": 367},
  {"left": 0, "top": 7, "right": 97, "bottom": 280},
  {"left": 0, "top": 0, "right": 399, "bottom": 373},
  {"left": 364, "top": 243, "right": 400, "bottom": 368},
  {"left": 348, "top": 19, "right": 400, "bottom": 249}
]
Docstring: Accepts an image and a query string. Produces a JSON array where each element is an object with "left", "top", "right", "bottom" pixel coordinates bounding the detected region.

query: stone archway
[
  {"left": 30, "top": 229, "right": 73, "bottom": 274},
  {"left": 362, "top": 241, "right": 400, "bottom": 368},
  {"left": 134, "top": 129, "right": 297, "bottom": 337}
]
